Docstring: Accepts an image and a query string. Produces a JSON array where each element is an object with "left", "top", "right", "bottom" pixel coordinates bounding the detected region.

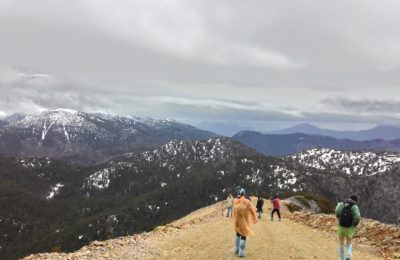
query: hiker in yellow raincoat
[{"left": 233, "top": 188, "right": 257, "bottom": 257}]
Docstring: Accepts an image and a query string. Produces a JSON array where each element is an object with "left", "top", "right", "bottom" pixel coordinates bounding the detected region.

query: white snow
[
  {"left": 46, "top": 183, "right": 64, "bottom": 200},
  {"left": 41, "top": 121, "right": 54, "bottom": 141},
  {"left": 272, "top": 165, "right": 297, "bottom": 187},
  {"left": 149, "top": 138, "right": 231, "bottom": 165},
  {"left": 63, "top": 126, "right": 70, "bottom": 142},
  {"left": 86, "top": 167, "right": 116, "bottom": 190},
  {"left": 290, "top": 148, "right": 400, "bottom": 176},
  {"left": 55, "top": 108, "right": 78, "bottom": 114},
  {"left": 241, "top": 158, "right": 253, "bottom": 163}
]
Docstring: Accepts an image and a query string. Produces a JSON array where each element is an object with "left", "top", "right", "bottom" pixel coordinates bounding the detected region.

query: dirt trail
[
  {"left": 118, "top": 199, "right": 382, "bottom": 260},
  {"left": 25, "top": 198, "right": 385, "bottom": 260}
]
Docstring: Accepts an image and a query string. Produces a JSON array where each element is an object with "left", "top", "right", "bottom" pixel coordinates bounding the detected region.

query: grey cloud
[
  {"left": 139, "top": 96, "right": 400, "bottom": 126},
  {"left": 324, "top": 98, "right": 400, "bottom": 113},
  {"left": 1, "top": 1, "right": 400, "bottom": 131}
]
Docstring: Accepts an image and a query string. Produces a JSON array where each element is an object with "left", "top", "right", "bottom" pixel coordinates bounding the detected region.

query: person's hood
[{"left": 344, "top": 198, "right": 357, "bottom": 205}]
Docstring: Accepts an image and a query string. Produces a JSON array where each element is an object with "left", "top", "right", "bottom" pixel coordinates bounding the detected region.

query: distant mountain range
[
  {"left": 4, "top": 111, "right": 400, "bottom": 162},
  {"left": 0, "top": 113, "right": 27, "bottom": 127},
  {"left": 269, "top": 123, "right": 400, "bottom": 141},
  {"left": 232, "top": 131, "right": 400, "bottom": 156},
  {"left": 3, "top": 113, "right": 27, "bottom": 124},
  {"left": 0, "top": 110, "right": 216, "bottom": 165}
]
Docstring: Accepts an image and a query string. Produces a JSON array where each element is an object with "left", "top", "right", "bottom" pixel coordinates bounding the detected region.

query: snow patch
[
  {"left": 86, "top": 167, "right": 116, "bottom": 190},
  {"left": 290, "top": 148, "right": 400, "bottom": 176},
  {"left": 46, "top": 183, "right": 64, "bottom": 200}
]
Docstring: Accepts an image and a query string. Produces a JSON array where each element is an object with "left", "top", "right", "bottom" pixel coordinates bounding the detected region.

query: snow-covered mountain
[
  {"left": 288, "top": 148, "right": 400, "bottom": 176},
  {"left": 0, "top": 110, "right": 216, "bottom": 164},
  {"left": 81, "top": 137, "right": 300, "bottom": 195},
  {"left": 128, "top": 138, "right": 259, "bottom": 164}
]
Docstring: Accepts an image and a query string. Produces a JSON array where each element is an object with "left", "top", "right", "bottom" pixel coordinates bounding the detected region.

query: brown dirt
[
  {"left": 24, "top": 198, "right": 385, "bottom": 260},
  {"left": 145, "top": 199, "right": 383, "bottom": 260}
]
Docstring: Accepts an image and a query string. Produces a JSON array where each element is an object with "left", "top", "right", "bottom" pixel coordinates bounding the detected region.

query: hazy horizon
[{"left": 0, "top": 108, "right": 391, "bottom": 136}]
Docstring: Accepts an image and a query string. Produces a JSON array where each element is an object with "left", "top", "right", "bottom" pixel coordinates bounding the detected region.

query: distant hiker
[
  {"left": 226, "top": 193, "right": 234, "bottom": 217},
  {"left": 233, "top": 188, "right": 257, "bottom": 257},
  {"left": 335, "top": 195, "right": 361, "bottom": 260},
  {"left": 256, "top": 196, "right": 264, "bottom": 219},
  {"left": 270, "top": 195, "right": 281, "bottom": 221}
]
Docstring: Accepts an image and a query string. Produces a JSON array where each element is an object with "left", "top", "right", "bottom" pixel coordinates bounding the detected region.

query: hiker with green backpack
[{"left": 335, "top": 195, "right": 361, "bottom": 260}]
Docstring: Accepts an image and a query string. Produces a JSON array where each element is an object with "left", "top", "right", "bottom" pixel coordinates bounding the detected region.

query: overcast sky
[{"left": 1, "top": 0, "right": 400, "bottom": 135}]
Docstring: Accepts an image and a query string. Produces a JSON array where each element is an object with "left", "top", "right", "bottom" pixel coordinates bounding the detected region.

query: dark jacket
[{"left": 256, "top": 198, "right": 264, "bottom": 212}]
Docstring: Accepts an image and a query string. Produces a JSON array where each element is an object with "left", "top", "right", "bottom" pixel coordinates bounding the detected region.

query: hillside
[
  {"left": 288, "top": 148, "right": 400, "bottom": 176},
  {"left": 232, "top": 131, "right": 400, "bottom": 156},
  {"left": 24, "top": 198, "right": 399, "bottom": 259},
  {"left": 2, "top": 138, "right": 400, "bottom": 259},
  {"left": 0, "top": 138, "right": 298, "bottom": 259},
  {"left": 284, "top": 148, "right": 400, "bottom": 224}
]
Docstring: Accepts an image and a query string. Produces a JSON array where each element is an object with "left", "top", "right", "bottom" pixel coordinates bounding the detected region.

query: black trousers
[
  {"left": 236, "top": 232, "right": 247, "bottom": 240},
  {"left": 271, "top": 208, "right": 281, "bottom": 219}
]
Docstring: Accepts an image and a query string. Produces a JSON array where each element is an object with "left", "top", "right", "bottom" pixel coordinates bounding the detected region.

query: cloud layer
[{"left": 1, "top": 0, "right": 400, "bottom": 132}]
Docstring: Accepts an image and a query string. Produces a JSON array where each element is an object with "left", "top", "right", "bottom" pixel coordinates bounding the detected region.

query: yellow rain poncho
[{"left": 233, "top": 196, "right": 257, "bottom": 237}]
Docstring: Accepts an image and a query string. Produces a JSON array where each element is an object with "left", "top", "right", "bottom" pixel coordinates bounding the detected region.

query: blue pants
[
  {"left": 235, "top": 233, "right": 246, "bottom": 257},
  {"left": 226, "top": 206, "right": 232, "bottom": 217}
]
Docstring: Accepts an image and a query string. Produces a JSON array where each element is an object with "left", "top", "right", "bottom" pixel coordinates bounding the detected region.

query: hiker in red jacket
[{"left": 270, "top": 195, "right": 281, "bottom": 221}]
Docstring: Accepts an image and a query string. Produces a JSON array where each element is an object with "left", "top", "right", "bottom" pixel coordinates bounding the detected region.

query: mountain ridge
[
  {"left": 269, "top": 123, "right": 400, "bottom": 141},
  {"left": 232, "top": 131, "right": 400, "bottom": 157}
]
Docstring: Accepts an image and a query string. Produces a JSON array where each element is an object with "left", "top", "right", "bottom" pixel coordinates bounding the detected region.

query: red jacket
[{"left": 271, "top": 198, "right": 280, "bottom": 209}]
